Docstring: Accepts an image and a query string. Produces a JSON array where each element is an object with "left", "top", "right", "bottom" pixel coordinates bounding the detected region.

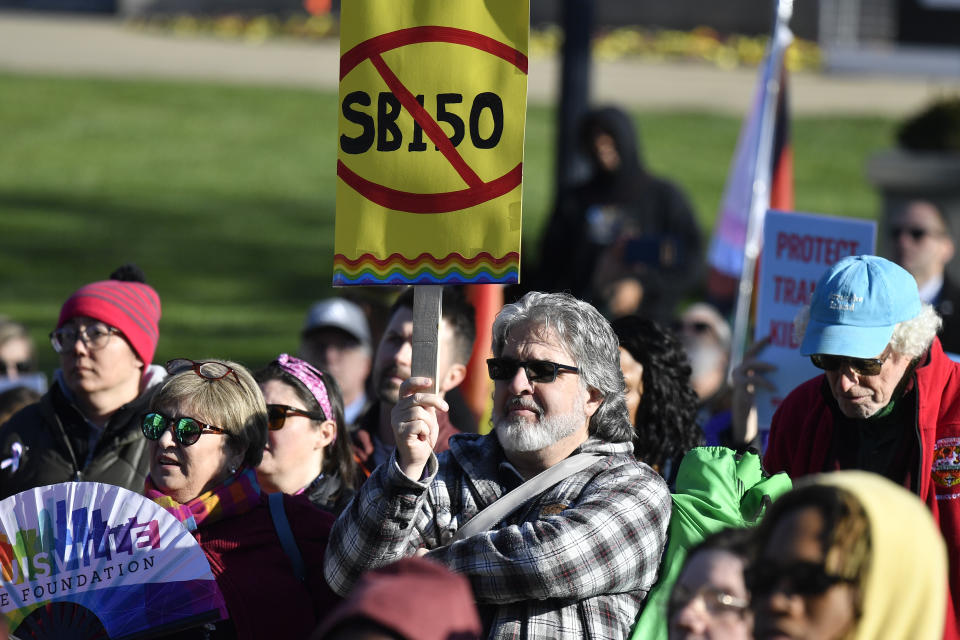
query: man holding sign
[
  {"left": 351, "top": 287, "right": 477, "bottom": 474},
  {"left": 764, "top": 255, "right": 960, "bottom": 638},
  {"left": 325, "top": 292, "right": 671, "bottom": 639}
]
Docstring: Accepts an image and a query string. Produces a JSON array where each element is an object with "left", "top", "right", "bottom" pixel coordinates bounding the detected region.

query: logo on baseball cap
[{"left": 800, "top": 255, "right": 921, "bottom": 358}]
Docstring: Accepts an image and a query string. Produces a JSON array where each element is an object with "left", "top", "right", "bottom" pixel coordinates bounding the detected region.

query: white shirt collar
[{"left": 918, "top": 273, "right": 944, "bottom": 305}]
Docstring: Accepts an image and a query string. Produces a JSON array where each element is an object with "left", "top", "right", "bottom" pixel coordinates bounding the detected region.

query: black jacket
[
  {"left": 303, "top": 472, "right": 355, "bottom": 515},
  {"left": 0, "top": 379, "right": 157, "bottom": 499},
  {"left": 530, "top": 107, "right": 703, "bottom": 321},
  {"left": 937, "top": 274, "right": 960, "bottom": 356}
]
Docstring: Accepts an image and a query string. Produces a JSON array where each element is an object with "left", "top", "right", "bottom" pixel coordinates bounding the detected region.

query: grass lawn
[{"left": 0, "top": 71, "right": 896, "bottom": 374}]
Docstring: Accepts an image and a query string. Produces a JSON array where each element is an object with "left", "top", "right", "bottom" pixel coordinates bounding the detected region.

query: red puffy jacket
[{"left": 765, "top": 338, "right": 960, "bottom": 640}]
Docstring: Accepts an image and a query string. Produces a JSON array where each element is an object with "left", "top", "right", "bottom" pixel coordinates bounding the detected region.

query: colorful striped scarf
[{"left": 145, "top": 467, "right": 262, "bottom": 532}]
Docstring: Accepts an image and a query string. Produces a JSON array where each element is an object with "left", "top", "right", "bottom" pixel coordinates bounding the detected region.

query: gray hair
[
  {"left": 151, "top": 359, "right": 268, "bottom": 468},
  {"left": 794, "top": 304, "right": 942, "bottom": 359},
  {"left": 491, "top": 291, "right": 632, "bottom": 443}
]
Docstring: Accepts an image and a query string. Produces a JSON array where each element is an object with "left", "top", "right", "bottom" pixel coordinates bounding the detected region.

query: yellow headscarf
[{"left": 808, "top": 471, "right": 947, "bottom": 640}]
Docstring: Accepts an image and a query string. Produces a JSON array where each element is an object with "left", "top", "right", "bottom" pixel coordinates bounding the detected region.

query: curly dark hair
[{"left": 612, "top": 314, "right": 702, "bottom": 472}]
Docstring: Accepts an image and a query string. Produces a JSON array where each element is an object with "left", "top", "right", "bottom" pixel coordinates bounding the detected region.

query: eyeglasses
[
  {"left": 49, "top": 324, "right": 120, "bottom": 354},
  {"left": 810, "top": 353, "right": 886, "bottom": 376},
  {"left": 889, "top": 225, "right": 945, "bottom": 242},
  {"left": 486, "top": 357, "right": 580, "bottom": 383},
  {"left": 745, "top": 561, "right": 857, "bottom": 597},
  {"left": 669, "top": 584, "right": 749, "bottom": 618},
  {"left": 141, "top": 412, "right": 229, "bottom": 446},
  {"left": 0, "top": 359, "right": 32, "bottom": 375},
  {"left": 266, "top": 403, "right": 326, "bottom": 431},
  {"left": 166, "top": 358, "right": 241, "bottom": 386}
]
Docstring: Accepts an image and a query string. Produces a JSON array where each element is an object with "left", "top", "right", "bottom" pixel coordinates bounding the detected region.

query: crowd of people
[{"left": 1, "top": 110, "right": 959, "bottom": 639}]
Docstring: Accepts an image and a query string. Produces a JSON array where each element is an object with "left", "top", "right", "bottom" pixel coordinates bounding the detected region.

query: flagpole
[{"left": 728, "top": 0, "right": 794, "bottom": 373}]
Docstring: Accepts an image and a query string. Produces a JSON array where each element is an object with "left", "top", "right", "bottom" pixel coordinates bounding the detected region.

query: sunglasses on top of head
[
  {"left": 486, "top": 357, "right": 579, "bottom": 383},
  {"left": 266, "top": 404, "right": 326, "bottom": 431},
  {"left": 141, "top": 412, "right": 229, "bottom": 446},
  {"left": 810, "top": 353, "right": 886, "bottom": 376},
  {"left": 166, "top": 358, "right": 241, "bottom": 386}
]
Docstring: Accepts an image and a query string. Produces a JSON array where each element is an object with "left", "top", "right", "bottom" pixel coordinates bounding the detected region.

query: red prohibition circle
[{"left": 338, "top": 26, "right": 528, "bottom": 214}]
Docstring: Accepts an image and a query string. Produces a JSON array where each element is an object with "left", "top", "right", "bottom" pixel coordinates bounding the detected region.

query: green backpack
[{"left": 629, "top": 446, "right": 792, "bottom": 640}]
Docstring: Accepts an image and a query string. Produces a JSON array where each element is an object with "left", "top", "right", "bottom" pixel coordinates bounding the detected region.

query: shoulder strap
[
  {"left": 268, "top": 492, "right": 307, "bottom": 583},
  {"left": 453, "top": 453, "right": 603, "bottom": 542}
]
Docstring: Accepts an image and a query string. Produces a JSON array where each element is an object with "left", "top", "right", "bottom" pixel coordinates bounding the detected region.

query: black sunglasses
[
  {"left": 889, "top": 225, "right": 944, "bottom": 242},
  {"left": 672, "top": 320, "right": 715, "bottom": 336},
  {"left": 486, "top": 357, "right": 580, "bottom": 383},
  {"left": 745, "top": 561, "right": 857, "bottom": 597},
  {"left": 810, "top": 353, "right": 886, "bottom": 376},
  {"left": 166, "top": 358, "right": 241, "bottom": 386},
  {"left": 142, "top": 412, "right": 229, "bottom": 446},
  {"left": 266, "top": 404, "right": 326, "bottom": 431},
  {"left": 0, "top": 359, "right": 32, "bottom": 375}
]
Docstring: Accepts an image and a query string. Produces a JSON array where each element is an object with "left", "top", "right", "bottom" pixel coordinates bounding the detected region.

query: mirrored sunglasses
[
  {"left": 810, "top": 353, "right": 886, "bottom": 376},
  {"left": 141, "top": 412, "right": 229, "bottom": 446},
  {"left": 266, "top": 404, "right": 326, "bottom": 431},
  {"left": 486, "top": 357, "right": 580, "bottom": 383}
]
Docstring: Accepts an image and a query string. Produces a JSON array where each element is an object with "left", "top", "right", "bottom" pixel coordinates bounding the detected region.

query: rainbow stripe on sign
[{"left": 333, "top": 252, "right": 519, "bottom": 285}]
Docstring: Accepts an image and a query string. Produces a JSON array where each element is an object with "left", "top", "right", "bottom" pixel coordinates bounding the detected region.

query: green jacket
[{"left": 630, "top": 446, "right": 792, "bottom": 640}]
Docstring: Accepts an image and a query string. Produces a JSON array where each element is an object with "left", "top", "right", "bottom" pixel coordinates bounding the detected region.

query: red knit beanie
[{"left": 57, "top": 279, "right": 162, "bottom": 366}]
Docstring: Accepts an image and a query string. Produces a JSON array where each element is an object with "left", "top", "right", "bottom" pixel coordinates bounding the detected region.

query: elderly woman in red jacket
[{"left": 143, "top": 358, "right": 337, "bottom": 639}]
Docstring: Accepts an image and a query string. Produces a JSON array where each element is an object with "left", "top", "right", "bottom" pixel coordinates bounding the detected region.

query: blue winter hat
[{"left": 800, "top": 255, "right": 921, "bottom": 358}]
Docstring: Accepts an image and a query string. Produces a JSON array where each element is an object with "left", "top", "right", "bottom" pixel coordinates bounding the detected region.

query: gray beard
[{"left": 494, "top": 398, "right": 584, "bottom": 453}]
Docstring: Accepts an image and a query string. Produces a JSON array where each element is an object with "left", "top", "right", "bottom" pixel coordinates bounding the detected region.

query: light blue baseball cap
[{"left": 800, "top": 255, "right": 921, "bottom": 358}]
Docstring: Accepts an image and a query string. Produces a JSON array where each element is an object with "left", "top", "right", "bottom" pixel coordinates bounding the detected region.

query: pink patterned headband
[{"left": 276, "top": 354, "right": 333, "bottom": 423}]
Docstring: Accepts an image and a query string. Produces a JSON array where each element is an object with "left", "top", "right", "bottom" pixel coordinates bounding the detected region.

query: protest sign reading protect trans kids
[
  {"left": 0, "top": 482, "right": 225, "bottom": 638},
  {"left": 333, "top": 0, "right": 528, "bottom": 285},
  {"left": 753, "top": 210, "right": 876, "bottom": 444}
]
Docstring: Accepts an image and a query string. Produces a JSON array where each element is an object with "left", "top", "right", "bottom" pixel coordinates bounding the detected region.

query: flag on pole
[
  {"left": 770, "top": 71, "right": 793, "bottom": 213},
  {"left": 705, "top": 5, "right": 794, "bottom": 310},
  {"left": 706, "top": 0, "right": 794, "bottom": 369}
]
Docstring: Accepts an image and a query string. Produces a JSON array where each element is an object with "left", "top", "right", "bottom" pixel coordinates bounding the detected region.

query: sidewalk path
[{"left": 3, "top": 11, "right": 960, "bottom": 116}]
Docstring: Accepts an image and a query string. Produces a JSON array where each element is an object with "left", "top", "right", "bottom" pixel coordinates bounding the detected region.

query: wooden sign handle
[{"left": 412, "top": 285, "right": 442, "bottom": 394}]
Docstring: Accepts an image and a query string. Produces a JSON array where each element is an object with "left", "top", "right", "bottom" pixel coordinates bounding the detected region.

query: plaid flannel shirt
[{"left": 324, "top": 432, "right": 671, "bottom": 639}]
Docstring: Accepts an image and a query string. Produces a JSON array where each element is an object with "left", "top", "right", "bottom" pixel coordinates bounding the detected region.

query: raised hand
[
  {"left": 391, "top": 376, "right": 448, "bottom": 481},
  {"left": 731, "top": 336, "right": 777, "bottom": 446}
]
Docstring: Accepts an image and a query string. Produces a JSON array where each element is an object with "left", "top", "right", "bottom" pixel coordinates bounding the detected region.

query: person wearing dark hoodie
[
  {"left": 533, "top": 106, "right": 703, "bottom": 322},
  {"left": 0, "top": 264, "right": 165, "bottom": 497}
]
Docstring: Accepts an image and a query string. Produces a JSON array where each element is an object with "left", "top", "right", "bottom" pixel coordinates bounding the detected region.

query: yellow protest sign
[{"left": 333, "top": 0, "right": 528, "bottom": 285}]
